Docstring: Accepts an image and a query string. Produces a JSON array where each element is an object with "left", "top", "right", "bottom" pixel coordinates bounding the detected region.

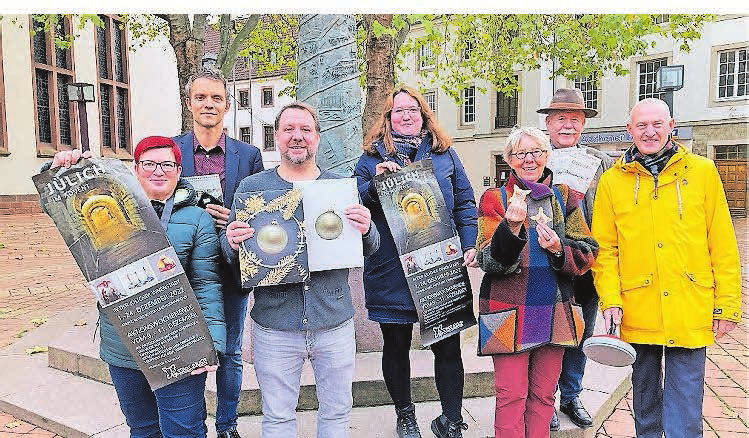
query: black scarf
[{"left": 151, "top": 200, "right": 165, "bottom": 219}]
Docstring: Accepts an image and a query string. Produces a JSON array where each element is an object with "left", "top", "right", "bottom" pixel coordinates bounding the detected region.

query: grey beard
[{"left": 283, "top": 149, "right": 315, "bottom": 165}]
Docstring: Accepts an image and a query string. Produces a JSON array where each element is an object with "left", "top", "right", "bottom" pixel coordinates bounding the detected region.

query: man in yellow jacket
[{"left": 591, "top": 98, "right": 742, "bottom": 438}]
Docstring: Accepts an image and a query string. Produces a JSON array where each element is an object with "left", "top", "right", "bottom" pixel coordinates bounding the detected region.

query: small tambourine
[{"left": 582, "top": 317, "right": 636, "bottom": 367}]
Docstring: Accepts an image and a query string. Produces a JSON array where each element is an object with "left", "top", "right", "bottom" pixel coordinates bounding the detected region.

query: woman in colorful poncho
[{"left": 475, "top": 126, "right": 598, "bottom": 437}]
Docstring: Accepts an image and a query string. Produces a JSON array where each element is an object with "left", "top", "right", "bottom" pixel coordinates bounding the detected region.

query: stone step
[
  {"left": 46, "top": 311, "right": 495, "bottom": 415},
  {"left": 4, "top": 308, "right": 630, "bottom": 438}
]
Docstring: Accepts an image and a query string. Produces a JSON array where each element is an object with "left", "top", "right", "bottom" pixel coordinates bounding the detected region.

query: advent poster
[
  {"left": 33, "top": 158, "right": 218, "bottom": 390},
  {"left": 374, "top": 159, "right": 475, "bottom": 346},
  {"left": 234, "top": 189, "right": 309, "bottom": 287}
]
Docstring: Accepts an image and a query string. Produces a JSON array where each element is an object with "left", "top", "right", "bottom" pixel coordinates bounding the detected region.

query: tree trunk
[
  {"left": 162, "top": 14, "right": 207, "bottom": 133},
  {"left": 362, "top": 14, "right": 397, "bottom": 138}
]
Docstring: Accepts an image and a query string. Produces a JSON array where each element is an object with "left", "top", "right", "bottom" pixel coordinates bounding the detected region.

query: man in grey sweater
[{"left": 222, "top": 101, "right": 379, "bottom": 438}]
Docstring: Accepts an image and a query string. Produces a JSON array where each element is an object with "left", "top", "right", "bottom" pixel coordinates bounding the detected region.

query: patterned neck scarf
[
  {"left": 624, "top": 139, "right": 678, "bottom": 177},
  {"left": 391, "top": 129, "right": 428, "bottom": 164}
]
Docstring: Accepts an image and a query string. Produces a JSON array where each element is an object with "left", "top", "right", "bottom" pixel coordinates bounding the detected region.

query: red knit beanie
[{"left": 133, "top": 136, "right": 182, "bottom": 165}]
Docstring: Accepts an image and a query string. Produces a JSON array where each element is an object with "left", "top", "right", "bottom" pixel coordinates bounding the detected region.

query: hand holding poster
[
  {"left": 374, "top": 159, "right": 475, "bottom": 346},
  {"left": 547, "top": 148, "right": 602, "bottom": 194},
  {"left": 32, "top": 158, "right": 218, "bottom": 390}
]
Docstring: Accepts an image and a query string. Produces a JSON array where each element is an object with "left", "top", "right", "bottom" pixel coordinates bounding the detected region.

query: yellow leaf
[
  {"left": 15, "top": 328, "right": 28, "bottom": 338},
  {"left": 31, "top": 317, "right": 48, "bottom": 326},
  {"left": 73, "top": 319, "right": 87, "bottom": 326},
  {"left": 4, "top": 420, "right": 22, "bottom": 428},
  {"left": 25, "top": 345, "right": 48, "bottom": 355}
]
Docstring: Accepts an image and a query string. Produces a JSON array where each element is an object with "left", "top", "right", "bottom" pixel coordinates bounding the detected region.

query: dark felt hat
[{"left": 537, "top": 88, "right": 598, "bottom": 118}]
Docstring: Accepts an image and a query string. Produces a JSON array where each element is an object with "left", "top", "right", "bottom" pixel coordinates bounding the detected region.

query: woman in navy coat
[{"left": 354, "top": 86, "right": 478, "bottom": 438}]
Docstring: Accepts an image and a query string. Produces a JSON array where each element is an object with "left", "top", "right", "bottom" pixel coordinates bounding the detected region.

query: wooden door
[
  {"left": 495, "top": 155, "right": 512, "bottom": 188},
  {"left": 716, "top": 159, "right": 747, "bottom": 218}
]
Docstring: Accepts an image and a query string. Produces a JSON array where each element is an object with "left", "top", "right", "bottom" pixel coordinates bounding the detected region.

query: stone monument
[{"left": 297, "top": 14, "right": 363, "bottom": 176}]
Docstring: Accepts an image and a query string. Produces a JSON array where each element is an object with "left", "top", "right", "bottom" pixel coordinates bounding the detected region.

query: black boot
[
  {"left": 395, "top": 403, "right": 422, "bottom": 438},
  {"left": 431, "top": 414, "right": 468, "bottom": 438},
  {"left": 550, "top": 409, "right": 560, "bottom": 431}
]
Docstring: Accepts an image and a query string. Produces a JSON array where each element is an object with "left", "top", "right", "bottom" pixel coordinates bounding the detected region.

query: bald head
[
  {"left": 626, "top": 98, "right": 675, "bottom": 155},
  {"left": 629, "top": 98, "right": 671, "bottom": 124}
]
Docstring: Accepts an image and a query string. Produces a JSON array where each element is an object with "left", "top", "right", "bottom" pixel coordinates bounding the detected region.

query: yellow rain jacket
[{"left": 592, "top": 144, "right": 742, "bottom": 348}]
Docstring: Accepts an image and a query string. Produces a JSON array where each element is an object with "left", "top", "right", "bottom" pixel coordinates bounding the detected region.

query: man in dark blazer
[{"left": 174, "top": 68, "right": 263, "bottom": 438}]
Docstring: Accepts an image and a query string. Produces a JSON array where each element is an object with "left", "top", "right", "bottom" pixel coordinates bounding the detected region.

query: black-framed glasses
[
  {"left": 138, "top": 160, "right": 179, "bottom": 173},
  {"left": 510, "top": 149, "right": 546, "bottom": 160}
]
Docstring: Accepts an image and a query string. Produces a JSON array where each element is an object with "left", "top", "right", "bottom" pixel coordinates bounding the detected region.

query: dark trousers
[
  {"left": 631, "top": 344, "right": 706, "bottom": 438},
  {"left": 109, "top": 364, "right": 208, "bottom": 438},
  {"left": 558, "top": 296, "right": 599, "bottom": 403},
  {"left": 380, "top": 323, "right": 464, "bottom": 422}
]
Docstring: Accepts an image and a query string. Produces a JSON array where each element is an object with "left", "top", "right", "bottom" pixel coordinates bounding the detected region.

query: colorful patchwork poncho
[{"left": 476, "top": 169, "right": 598, "bottom": 355}]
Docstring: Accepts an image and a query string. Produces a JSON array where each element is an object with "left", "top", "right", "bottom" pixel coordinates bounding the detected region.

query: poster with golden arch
[
  {"left": 33, "top": 158, "right": 217, "bottom": 390},
  {"left": 374, "top": 159, "right": 475, "bottom": 346}
]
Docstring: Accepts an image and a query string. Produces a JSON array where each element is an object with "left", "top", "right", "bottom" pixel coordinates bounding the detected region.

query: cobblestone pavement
[{"left": 0, "top": 214, "right": 747, "bottom": 437}]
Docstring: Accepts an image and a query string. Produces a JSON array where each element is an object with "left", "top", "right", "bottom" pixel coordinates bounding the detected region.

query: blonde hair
[
  {"left": 363, "top": 85, "right": 452, "bottom": 155},
  {"left": 503, "top": 126, "right": 552, "bottom": 163}
]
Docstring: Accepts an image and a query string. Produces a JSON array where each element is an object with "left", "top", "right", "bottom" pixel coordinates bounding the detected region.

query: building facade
[
  {"left": 0, "top": 14, "right": 181, "bottom": 213},
  {"left": 203, "top": 24, "right": 294, "bottom": 170},
  {"left": 398, "top": 15, "right": 748, "bottom": 216}
]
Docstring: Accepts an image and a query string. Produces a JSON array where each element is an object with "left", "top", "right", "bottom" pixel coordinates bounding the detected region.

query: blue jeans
[
  {"left": 108, "top": 364, "right": 208, "bottom": 438},
  {"left": 215, "top": 289, "right": 249, "bottom": 433},
  {"left": 558, "top": 296, "right": 598, "bottom": 403},
  {"left": 631, "top": 344, "right": 706, "bottom": 438},
  {"left": 252, "top": 319, "right": 356, "bottom": 438}
]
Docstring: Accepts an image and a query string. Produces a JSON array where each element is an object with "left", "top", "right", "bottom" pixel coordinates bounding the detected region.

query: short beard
[{"left": 283, "top": 148, "right": 315, "bottom": 165}]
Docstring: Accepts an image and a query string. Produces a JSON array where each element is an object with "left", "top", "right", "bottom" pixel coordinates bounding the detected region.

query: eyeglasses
[
  {"left": 138, "top": 160, "right": 179, "bottom": 173},
  {"left": 509, "top": 150, "right": 546, "bottom": 160},
  {"left": 391, "top": 107, "right": 421, "bottom": 117}
]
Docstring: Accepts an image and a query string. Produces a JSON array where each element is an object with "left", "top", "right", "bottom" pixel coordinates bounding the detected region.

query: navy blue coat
[
  {"left": 174, "top": 132, "right": 264, "bottom": 292},
  {"left": 354, "top": 135, "right": 478, "bottom": 323},
  {"left": 173, "top": 132, "right": 264, "bottom": 211}
]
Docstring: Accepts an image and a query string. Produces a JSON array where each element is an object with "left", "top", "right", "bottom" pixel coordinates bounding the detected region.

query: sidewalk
[{"left": 0, "top": 213, "right": 746, "bottom": 437}]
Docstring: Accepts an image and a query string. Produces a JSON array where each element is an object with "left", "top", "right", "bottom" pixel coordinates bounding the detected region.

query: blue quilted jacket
[{"left": 99, "top": 179, "right": 226, "bottom": 369}]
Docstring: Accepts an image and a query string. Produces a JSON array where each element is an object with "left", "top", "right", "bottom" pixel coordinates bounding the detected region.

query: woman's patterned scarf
[{"left": 391, "top": 129, "right": 428, "bottom": 164}]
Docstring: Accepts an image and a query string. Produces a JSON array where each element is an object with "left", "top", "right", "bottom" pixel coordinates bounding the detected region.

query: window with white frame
[
  {"left": 239, "top": 90, "right": 249, "bottom": 108},
  {"left": 261, "top": 87, "right": 274, "bottom": 107},
  {"left": 653, "top": 14, "right": 670, "bottom": 24},
  {"left": 461, "top": 86, "right": 476, "bottom": 125},
  {"left": 463, "top": 39, "right": 474, "bottom": 61},
  {"left": 715, "top": 144, "right": 748, "bottom": 160},
  {"left": 717, "top": 47, "right": 748, "bottom": 100},
  {"left": 240, "top": 127, "right": 251, "bottom": 144},
  {"left": 263, "top": 125, "right": 275, "bottom": 151},
  {"left": 418, "top": 43, "right": 435, "bottom": 70},
  {"left": 495, "top": 79, "right": 518, "bottom": 129},
  {"left": 574, "top": 74, "right": 599, "bottom": 112},
  {"left": 424, "top": 91, "right": 437, "bottom": 115},
  {"left": 637, "top": 58, "right": 668, "bottom": 101}
]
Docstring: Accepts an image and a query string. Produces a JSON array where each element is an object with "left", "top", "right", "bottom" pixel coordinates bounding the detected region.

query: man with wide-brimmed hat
[{"left": 537, "top": 88, "right": 613, "bottom": 430}]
